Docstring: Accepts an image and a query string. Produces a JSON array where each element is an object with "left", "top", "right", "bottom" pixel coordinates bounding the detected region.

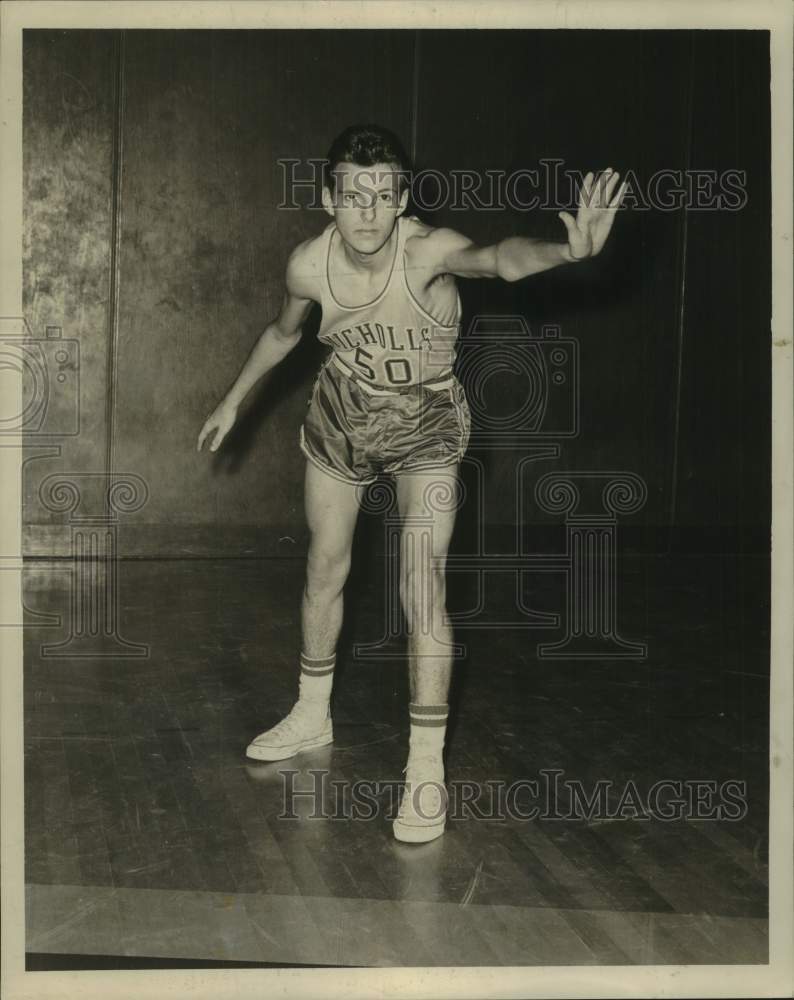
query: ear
[{"left": 321, "top": 185, "right": 336, "bottom": 218}]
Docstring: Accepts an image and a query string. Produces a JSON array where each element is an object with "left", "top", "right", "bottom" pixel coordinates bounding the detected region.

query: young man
[{"left": 197, "top": 124, "right": 625, "bottom": 843}]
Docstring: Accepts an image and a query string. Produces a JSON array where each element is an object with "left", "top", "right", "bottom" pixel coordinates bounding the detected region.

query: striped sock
[
  {"left": 297, "top": 651, "right": 336, "bottom": 717},
  {"left": 407, "top": 702, "right": 449, "bottom": 778}
]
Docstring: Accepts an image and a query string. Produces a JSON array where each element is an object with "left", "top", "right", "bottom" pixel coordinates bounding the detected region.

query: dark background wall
[{"left": 22, "top": 29, "right": 771, "bottom": 557}]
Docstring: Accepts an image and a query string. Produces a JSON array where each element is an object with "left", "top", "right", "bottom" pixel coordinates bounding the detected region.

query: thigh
[
  {"left": 304, "top": 455, "right": 363, "bottom": 558},
  {"left": 395, "top": 464, "right": 462, "bottom": 565}
]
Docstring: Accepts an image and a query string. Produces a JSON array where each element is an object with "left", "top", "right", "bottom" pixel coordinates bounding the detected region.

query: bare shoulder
[
  {"left": 285, "top": 231, "right": 326, "bottom": 300},
  {"left": 403, "top": 217, "right": 474, "bottom": 271}
]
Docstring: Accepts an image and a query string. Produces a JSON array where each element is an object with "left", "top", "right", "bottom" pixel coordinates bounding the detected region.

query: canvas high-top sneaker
[
  {"left": 392, "top": 752, "right": 447, "bottom": 843},
  {"left": 246, "top": 701, "right": 333, "bottom": 762}
]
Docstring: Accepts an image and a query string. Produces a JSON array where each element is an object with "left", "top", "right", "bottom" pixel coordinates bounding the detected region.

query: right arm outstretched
[{"left": 197, "top": 243, "right": 316, "bottom": 453}]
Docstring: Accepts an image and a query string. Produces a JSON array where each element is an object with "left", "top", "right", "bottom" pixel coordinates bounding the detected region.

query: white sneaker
[
  {"left": 392, "top": 754, "right": 447, "bottom": 843},
  {"left": 246, "top": 701, "right": 333, "bottom": 761}
]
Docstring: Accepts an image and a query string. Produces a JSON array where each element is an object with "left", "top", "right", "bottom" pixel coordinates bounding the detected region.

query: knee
[
  {"left": 399, "top": 564, "right": 446, "bottom": 617},
  {"left": 305, "top": 545, "right": 351, "bottom": 599}
]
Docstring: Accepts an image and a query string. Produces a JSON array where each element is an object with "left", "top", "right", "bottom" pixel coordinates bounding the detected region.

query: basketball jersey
[{"left": 316, "top": 214, "right": 462, "bottom": 388}]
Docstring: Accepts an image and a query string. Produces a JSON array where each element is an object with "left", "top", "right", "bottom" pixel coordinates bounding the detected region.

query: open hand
[
  {"left": 558, "top": 168, "right": 627, "bottom": 260},
  {"left": 197, "top": 400, "right": 238, "bottom": 453}
]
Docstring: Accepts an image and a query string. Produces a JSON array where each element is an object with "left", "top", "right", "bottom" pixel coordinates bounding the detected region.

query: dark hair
[{"left": 324, "top": 123, "right": 412, "bottom": 194}]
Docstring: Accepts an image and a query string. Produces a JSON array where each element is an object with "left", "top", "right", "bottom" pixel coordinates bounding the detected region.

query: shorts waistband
[{"left": 330, "top": 353, "right": 455, "bottom": 395}]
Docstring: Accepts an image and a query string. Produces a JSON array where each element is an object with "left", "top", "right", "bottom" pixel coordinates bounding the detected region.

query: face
[{"left": 323, "top": 161, "right": 409, "bottom": 255}]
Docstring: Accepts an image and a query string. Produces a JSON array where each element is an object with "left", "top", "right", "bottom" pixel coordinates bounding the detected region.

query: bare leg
[
  {"left": 391, "top": 463, "right": 460, "bottom": 842},
  {"left": 395, "top": 464, "right": 461, "bottom": 704},
  {"left": 301, "top": 459, "right": 362, "bottom": 659},
  {"left": 245, "top": 460, "right": 362, "bottom": 762}
]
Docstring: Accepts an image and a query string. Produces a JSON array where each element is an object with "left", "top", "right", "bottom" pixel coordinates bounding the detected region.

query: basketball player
[{"left": 197, "top": 124, "right": 626, "bottom": 843}]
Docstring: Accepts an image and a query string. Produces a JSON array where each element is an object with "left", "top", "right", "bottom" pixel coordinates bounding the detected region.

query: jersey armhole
[
  {"left": 288, "top": 232, "right": 328, "bottom": 303},
  {"left": 401, "top": 222, "right": 461, "bottom": 329}
]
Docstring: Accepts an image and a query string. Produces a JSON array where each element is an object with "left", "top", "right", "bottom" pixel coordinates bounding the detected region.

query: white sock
[
  {"left": 297, "top": 651, "right": 335, "bottom": 718},
  {"left": 407, "top": 702, "right": 449, "bottom": 781}
]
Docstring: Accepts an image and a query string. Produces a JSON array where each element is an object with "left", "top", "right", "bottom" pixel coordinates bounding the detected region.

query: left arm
[{"left": 429, "top": 168, "right": 627, "bottom": 282}]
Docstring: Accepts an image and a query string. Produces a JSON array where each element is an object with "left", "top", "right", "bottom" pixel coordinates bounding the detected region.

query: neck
[{"left": 340, "top": 220, "right": 399, "bottom": 273}]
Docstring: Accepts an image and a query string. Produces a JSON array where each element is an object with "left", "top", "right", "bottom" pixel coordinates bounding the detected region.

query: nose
[{"left": 360, "top": 198, "right": 376, "bottom": 223}]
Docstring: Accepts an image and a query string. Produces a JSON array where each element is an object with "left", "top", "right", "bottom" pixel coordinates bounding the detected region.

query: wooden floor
[{"left": 22, "top": 544, "right": 769, "bottom": 968}]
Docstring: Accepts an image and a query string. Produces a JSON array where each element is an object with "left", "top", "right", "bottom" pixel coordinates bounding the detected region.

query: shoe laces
[
  {"left": 402, "top": 751, "right": 444, "bottom": 781},
  {"left": 398, "top": 755, "right": 446, "bottom": 819},
  {"left": 265, "top": 701, "right": 322, "bottom": 739}
]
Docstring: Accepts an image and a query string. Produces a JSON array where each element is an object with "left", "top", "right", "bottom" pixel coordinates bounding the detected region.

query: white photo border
[{"left": 1, "top": 2, "right": 791, "bottom": 998}]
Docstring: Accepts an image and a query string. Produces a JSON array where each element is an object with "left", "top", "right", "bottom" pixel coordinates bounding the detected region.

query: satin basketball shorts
[{"left": 298, "top": 354, "right": 472, "bottom": 486}]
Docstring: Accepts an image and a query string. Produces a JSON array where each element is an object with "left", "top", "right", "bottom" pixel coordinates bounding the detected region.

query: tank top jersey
[{"left": 316, "top": 214, "right": 461, "bottom": 388}]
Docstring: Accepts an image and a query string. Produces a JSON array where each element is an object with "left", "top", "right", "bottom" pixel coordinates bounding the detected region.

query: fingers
[
  {"left": 599, "top": 210, "right": 618, "bottom": 238},
  {"left": 197, "top": 419, "right": 220, "bottom": 453},
  {"left": 579, "top": 168, "right": 627, "bottom": 213},
  {"left": 577, "top": 169, "right": 616, "bottom": 214},
  {"left": 576, "top": 171, "right": 595, "bottom": 213},
  {"left": 572, "top": 167, "right": 628, "bottom": 257},
  {"left": 588, "top": 168, "right": 617, "bottom": 207},
  {"left": 595, "top": 168, "right": 615, "bottom": 206},
  {"left": 557, "top": 210, "right": 578, "bottom": 236},
  {"left": 604, "top": 169, "right": 621, "bottom": 202},
  {"left": 608, "top": 179, "right": 628, "bottom": 210},
  {"left": 590, "top": 206, "right": 620, "bottom": 255}
]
